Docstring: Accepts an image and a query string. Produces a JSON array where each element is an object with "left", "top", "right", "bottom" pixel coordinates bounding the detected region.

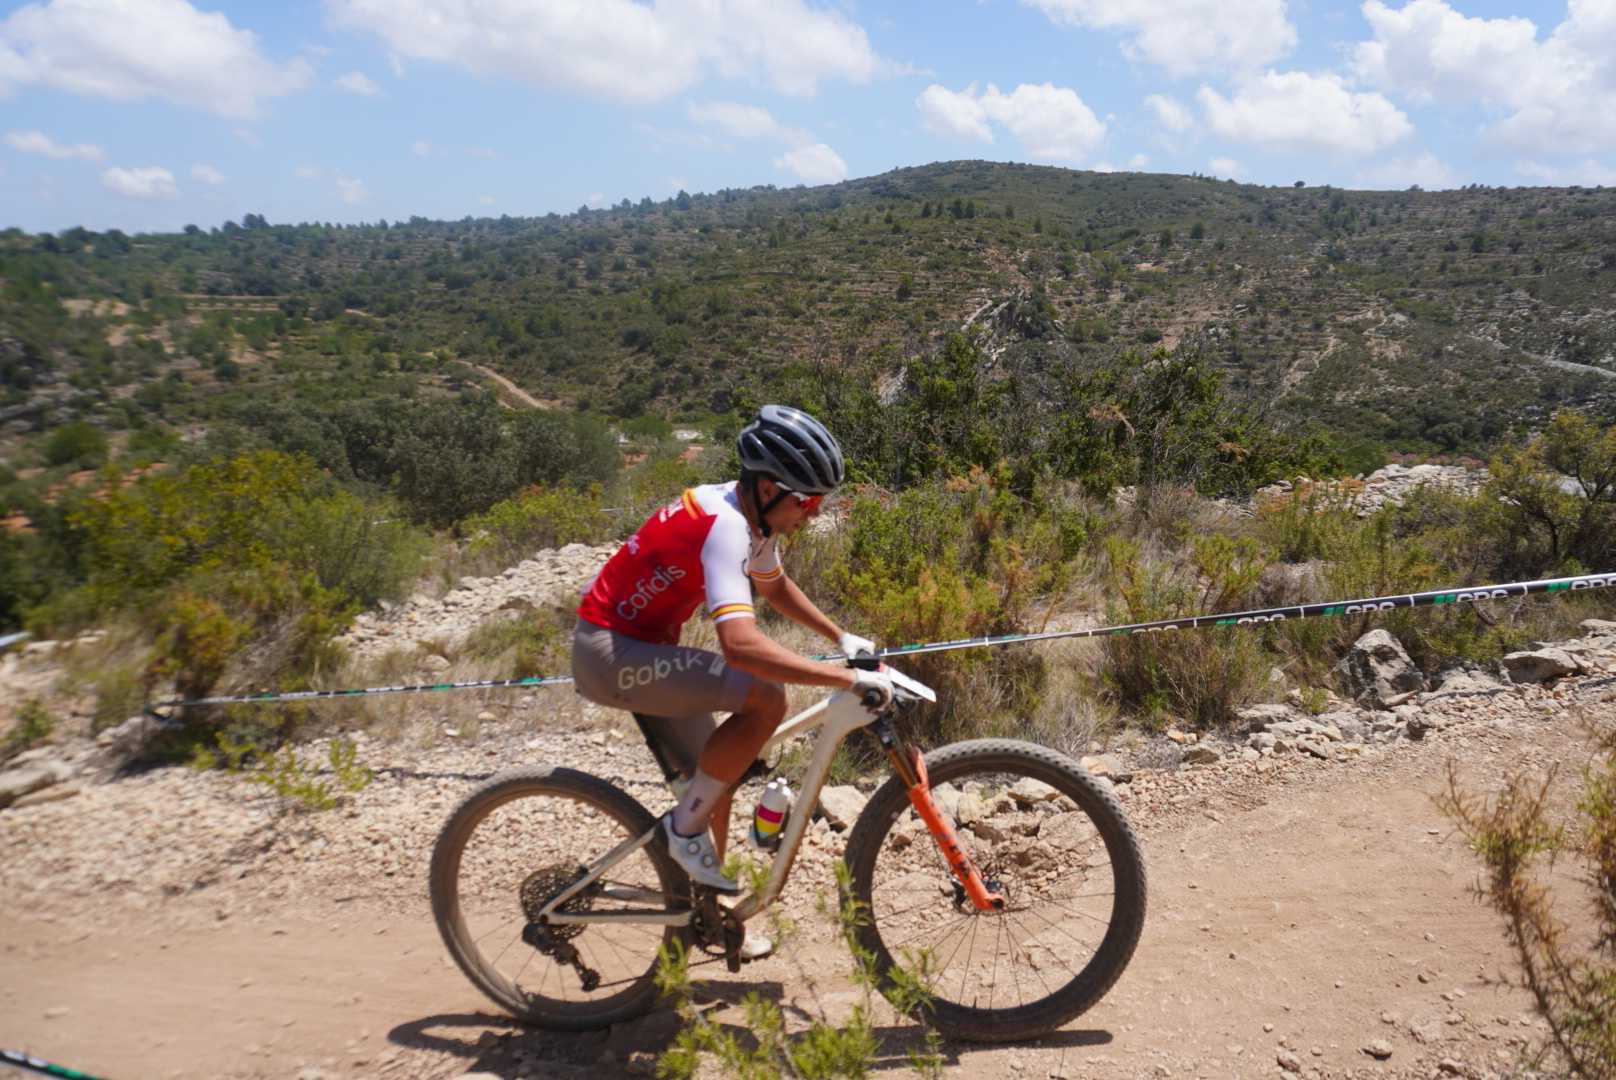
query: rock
[
  {"left": 0, "top": 760, "right": 71, "bottom": 809},
  {"left": 1579, "top": 619, "right": 1616, "bottom": 637},
  {"left": 11, "top": 782, "right": 81, "bottom": 808},
  {"left": 1165, "top": 728, "right": 1196, "bottom": 744},
  {"left": 816, "top": 785, "right": 867, "bottom": 830},
  {"left": 1276, "top": 1048, "right": 1303, "bottom": 1072},
  {"left": 954, "top": 790, "right": 986, "bottom": 826},
  {"left": 1008, "top": 776, "right": 1061, "bottom": 805},
  {"left": 420, "top": 654, "right": 452, "bottom": 673},
  {"left": 94, "top": 713, "right": 162, "bottom": 763},
  {"left": 1248, "top": 732, "right": 1277, "bottom": 751},
  {"left": 1335, "top": 629, "right": 1426, "bottom": 707},
  {"left": 1362, "top": 1039, "right": 1393, "bottom": 1059},
  {"left": 1078, "top": 753, "right": 1129, "bottom": 781},
  {"left": 1182, "top": 745, "right": 1222, "bottom": 765},
  {"left": 1236, "top": 703, "right": 1296, "bottom": 729},
  {"left": 1502, "top": 648, "right": 1580, "bottom": 684},
  {"left": 1430, "top": 668, "right": 1501, "bottom": 696},
  {"left": 1319, "top": 710, "right": 1367, "bottom": 741}
]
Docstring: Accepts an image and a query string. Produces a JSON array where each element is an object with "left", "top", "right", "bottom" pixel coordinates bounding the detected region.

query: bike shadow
[{"left": 389, "top": 981, "right": 1112, "bottom": 1076}]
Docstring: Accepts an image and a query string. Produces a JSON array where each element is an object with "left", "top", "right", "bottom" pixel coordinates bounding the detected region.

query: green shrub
[
  {"left": 815, "top": 469, "right": 1084, "bottom": 741},
  {"left": 461, "top": 485, "right": 612, "bottom": 568},
  {"left": 1098, "top": 532, "right": 1272, "bottom": 729},
  {"left": 195, "top": 734, "right": 371, "bottom": 812},
  {"left": 92, "top": 664, "right": 146, "bottom": 732},
  {"left": 2, "top": 698, "right": 54, "bottom": 761},
  {"left": 44, "top": 422, "right": 108, "bottom": 469},
  {"left": 461, "top": 609, "right": 569, "bottom": 678},
  {"left": 1439, "top": 713, "right": 1616, "bottom": 1078},
  {"left": 52, "top": 449, "right": 423, "bottom": 700}
]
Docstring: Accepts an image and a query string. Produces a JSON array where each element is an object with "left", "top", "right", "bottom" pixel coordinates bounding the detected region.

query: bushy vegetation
[
  {"left": 1440, "top": 713, "right": 1616, "bottom": 1078},
  {"left": 27, "top": 449, "right": 429, "bottom": 705},
  {"left": 798, "top": 466, "right": 1085, "bottom": 741}
]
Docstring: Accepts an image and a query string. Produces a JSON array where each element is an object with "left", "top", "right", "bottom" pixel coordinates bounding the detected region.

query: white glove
[
  {"left": 849, "top": 668, "right": 895, "bottom": 714},
  {"left": 838, "top": 630, "right": 877, "bottom": 659}
]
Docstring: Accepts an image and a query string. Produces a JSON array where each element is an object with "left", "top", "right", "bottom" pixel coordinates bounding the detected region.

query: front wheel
[
  {"left": 841, "top": 739, "right": 1146, "bottom": 1042},
  {"left": 430, "top": 765, "right": 689, "bottom": 1030}
]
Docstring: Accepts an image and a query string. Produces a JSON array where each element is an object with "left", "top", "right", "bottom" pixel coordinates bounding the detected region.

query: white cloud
[
  {"left": 1144, "top": 93, "right": 1192, "bottom": 133},
  {"left": 327, "top": 0, "right": 887, "bottom": 105},
  {"left": 687, "top": 99, "right": 845, "bottom": 183},
  {"left": 584, "top": 192, "right": 608, "bottom": 208},
  {"left": 191, "top": 162, "right": 224, "bottom": 184},
  {"left": 1128, "top": 152, "right": 1149, "bottom": 168},
  {"left": 232, "top": 126, "right": 261, "bottom": 146},
  {"left": 1023, "top": 0, "right": 1295, "bottom": 77},
  {"left": 917, "top": 83, "right": 993, "bottom": 142},
  {"left": 294, "top": 164, "right": 324, "bottom": 179},
  {"left": 1352, "top": 0, "right": 1616, "bottom": 155},
  {"left": 386, "top": 51, "right": 405, "bottom": 78},
  {"left": 1355, "top": 150, "right": 1456, "bottom": 189},
  {"left": 336, "top": 70, "right": 381, "bottom": 96},
  {"left": 690, "top": 100, "right": 794, "bottom": 141},
  {"left": 1092, "top": 161, "right": 1118, "bottom": 173},
  {"left": 1198, "top": 71, "right": 1412, "bottom": 156},
  {"left": 336, "top": 175, "right": 368, "bottom": 204},
  {"left": 0, "top": 0, "right": 311, "bottom": 116},
  {"left": 1209, "top": 156, "right": 1244, "bottom": 178},
  {"left": 1515, "top": 158, "right": 1616, "bottom": 187},
  {"left": 478, "top": 193, "right": 495, "bottom": 205},
  {"left": 916, "top": 82, "right": 1105, "bottom": 162},
  {"left": 410, "top": 139, "right": 433, "bottom": 157},
  {"left": 4, "top": 129, "right": 102, "bottom": 160},
  {"left": 101, "top": 165, "right": 177, "bottom": 199},
  {"left": 774, "top": 142, "right": 847, "bottom": 184}
]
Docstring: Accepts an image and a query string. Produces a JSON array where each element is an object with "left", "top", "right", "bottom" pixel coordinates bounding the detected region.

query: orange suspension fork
[{"left": 894, "top": 744, "right": 1004, "bottom": 912}]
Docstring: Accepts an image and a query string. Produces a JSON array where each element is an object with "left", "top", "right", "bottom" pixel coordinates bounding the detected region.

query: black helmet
[{"left": 736, "top": 404, "right": 845, "bottom": 495}]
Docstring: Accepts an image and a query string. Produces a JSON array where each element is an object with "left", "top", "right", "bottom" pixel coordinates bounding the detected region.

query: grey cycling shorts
[{"left": 571, "top": 619, "right": 757, "bottom": 775}]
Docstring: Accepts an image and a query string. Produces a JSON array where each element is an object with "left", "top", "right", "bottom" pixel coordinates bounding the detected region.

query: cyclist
[{"left": 572, "top": 405, "right": 893, "bottom": 913}]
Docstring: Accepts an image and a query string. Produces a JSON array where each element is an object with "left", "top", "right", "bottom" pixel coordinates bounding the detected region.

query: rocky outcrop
[
  {"left": 1256, "top": 464, "right": 1487, "bottom": 518},
  {"left": 1335, "top": 629, "right": 1427, "bottom": 707},
  {"left": 337, "top": 542, "right": 617, "bottom": 663}
]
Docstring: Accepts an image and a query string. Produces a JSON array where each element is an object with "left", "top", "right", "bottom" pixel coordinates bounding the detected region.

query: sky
[{"left": 2, "top": 0, "right": 1615, "bottom": 235}]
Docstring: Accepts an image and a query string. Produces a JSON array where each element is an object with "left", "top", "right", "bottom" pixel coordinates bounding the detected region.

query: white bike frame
[{"left": 540, "top": 669, "right": 936, "bottom": 928}]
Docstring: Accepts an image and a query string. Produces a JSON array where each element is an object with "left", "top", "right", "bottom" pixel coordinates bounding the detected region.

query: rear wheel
[
  {"left": 430, "top": 766, "right": 689, "bottom": 1030},
  {"left": 841, "top": 739, "right": 1146, "bottom": 1042}
]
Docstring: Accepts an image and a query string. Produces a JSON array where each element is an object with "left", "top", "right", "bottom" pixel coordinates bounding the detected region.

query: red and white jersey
[{"left": 577, "top": 482, "right": 782, "bottom": 645}]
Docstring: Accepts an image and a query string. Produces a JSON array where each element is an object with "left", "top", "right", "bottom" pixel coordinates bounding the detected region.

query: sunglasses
[{"left": 775, "top": 484, "right": 824, "bottom": 513}]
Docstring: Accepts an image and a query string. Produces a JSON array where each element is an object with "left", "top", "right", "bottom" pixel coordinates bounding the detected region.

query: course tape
[
  {"left": 147, "top": 572, "right": 1615, "bottom": 712},
  {"left": 1, "top": 1048, "right": 103, "bottom": 1079}
]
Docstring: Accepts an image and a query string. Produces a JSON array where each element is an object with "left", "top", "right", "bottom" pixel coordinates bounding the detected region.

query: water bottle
[{"left": 749, "top": 777, "right": 793, "bottom": 851}]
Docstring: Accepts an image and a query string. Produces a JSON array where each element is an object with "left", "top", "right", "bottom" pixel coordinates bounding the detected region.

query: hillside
[{"left": 3, "top": 161, "right": 1615, "bottom": 479}]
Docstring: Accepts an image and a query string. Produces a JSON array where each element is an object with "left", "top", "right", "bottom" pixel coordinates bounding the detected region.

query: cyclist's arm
[
  {"left": 715, "top": 617, "right": 857, "bottom": 689},
  {"left": 753, "top": 571, "right": 842, "bottom": 644}
]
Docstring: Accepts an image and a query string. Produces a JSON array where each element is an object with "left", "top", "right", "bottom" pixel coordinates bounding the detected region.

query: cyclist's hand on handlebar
[
  {"left": 838, "top": 630, "right": 877, "bottom": 659},
  {"left": 849, "top": 668, "right": 895, "bottom": 714}
]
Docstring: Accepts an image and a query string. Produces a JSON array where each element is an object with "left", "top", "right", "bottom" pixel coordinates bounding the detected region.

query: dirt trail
[
  {"left": 450, "top": 360, "right": 551, "bottom": 410},
  {"left": 4, "top": 678, "right": 1605, "bottom": 1080}
]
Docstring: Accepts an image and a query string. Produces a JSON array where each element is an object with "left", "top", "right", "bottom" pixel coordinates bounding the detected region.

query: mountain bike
[{"left": 429, "top": 662, "right": 1146, "bottom": 1042}]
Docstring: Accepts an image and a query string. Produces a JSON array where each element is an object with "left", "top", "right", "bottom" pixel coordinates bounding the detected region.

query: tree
[
  {"left": 1485, "top": 410, "right": 1616, "bottom": 574},
  {"left": 44, "top": 422, "right": 108, "bottom": 469}
]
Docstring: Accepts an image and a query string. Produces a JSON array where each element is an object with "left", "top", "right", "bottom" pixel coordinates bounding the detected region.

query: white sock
[{"left": 671, "top": 770, "right": 727, "bottom": 837}]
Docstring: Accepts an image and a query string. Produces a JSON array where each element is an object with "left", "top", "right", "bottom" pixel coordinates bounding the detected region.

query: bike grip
[{"left": 848, "top": 654, "right": 882, "bottom": 670}]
